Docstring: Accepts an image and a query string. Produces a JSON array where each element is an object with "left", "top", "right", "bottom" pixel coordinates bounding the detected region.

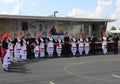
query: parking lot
[{"left": 0, "top": 54, "right": 120, "bottom": 84}]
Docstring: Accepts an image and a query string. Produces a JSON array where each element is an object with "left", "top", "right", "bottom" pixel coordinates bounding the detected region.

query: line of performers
[{"left": 1, "top": 32, "right": 119, "bottom": 71}]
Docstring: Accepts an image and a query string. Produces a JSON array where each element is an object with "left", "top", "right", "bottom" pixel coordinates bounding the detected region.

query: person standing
[
  {"left": 1, "top": 34, "right": 11, "bottom": 71},
  {"left": 7, "top": 33, "right": 14, "bottom": 62},
  {"left": 71, "top": 34, "right": 77, "bottom": 57},
  {"left": 46, "top": 33, "right": 54, "bottom": 57},
  {"left": 26, "top": 34, "right": 33, "bottom": 59},
  {"left": 90, "top": 35, "right": 96, "bottom": 55},
  {"left": 84, "top": 34, "right": 90, "bottom": 55},
  {"left": 102, "top": 34, "right": 108, "bottom": 55},
  {"left": 78, "top": 34, "right": 84, "bottom": 56},
  {"left": 34, "top": 36, "right": 40, "bottom": 58},
  {"left": 63, "top": 32, "right": 70, "bottom": 57},
  {"left": 39, "top": 34, "right": 45, "bottom": 58},
  {"left": 14, "top": 33, "right": 21, "bottom": 61},
  {"left": 50, "top": 26, "right": 57, "bottom": 35},
  {"left": 20, "top": 35, "right": 27, "bottom": 61},
  {"left": 113, "top": 34, "right": 119, "bottom": 54},
  {"left": 56, "top": 35, "right": 63, "bottom": 57}
]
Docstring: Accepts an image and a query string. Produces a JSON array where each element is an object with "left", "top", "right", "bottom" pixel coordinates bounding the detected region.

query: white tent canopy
[{"left": 110, "top": 30, "right": 120, "bottom": 33}]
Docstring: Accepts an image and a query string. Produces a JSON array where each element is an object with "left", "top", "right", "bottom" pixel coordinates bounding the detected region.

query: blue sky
[
  {"left": 0, "top": 0, "right": 120, "bottom": 30},
  {"left": 0, "top": 0, "right": 98, "bottom": 16}
]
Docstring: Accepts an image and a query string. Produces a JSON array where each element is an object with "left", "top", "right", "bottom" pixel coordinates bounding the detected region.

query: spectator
[
  {"left": 64, "top": 32, "right": 70, "bottom": 57},
  {"left": 90, "top": 35, "right": 96, "bottom": 55},
  {"left": 50, "top": 26, "right": 56, "bottom": 35},
  {"left": 113, "top": 34, "right": 119, "bottom": 54}
]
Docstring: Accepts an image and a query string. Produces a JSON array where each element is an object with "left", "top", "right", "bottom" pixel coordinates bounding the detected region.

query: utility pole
[{"left": 54, "top": 11, "right": 58, "bottom": 17}]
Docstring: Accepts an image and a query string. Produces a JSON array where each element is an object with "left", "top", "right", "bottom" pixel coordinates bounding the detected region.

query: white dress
[
  {"left": 78, "top": 38, "right": 84, "bottom": 55},
  {"left": 56, "top": 39, "right": 62, "bottom": 56},
  {"left": 71, "top": 38, "right": 77, "bottom": 56},
  {"left": 20, "top": 39, "right": 27, "bottom": 60},
  {"left": 84, "top": 38, "right": 90, "bottom": 55},
  {"left": 14, "top": 38, "right": 21, "bottom": 61},
  {"left": 47, "top": 37, "right": 54, "bottom": 57},
  {"left": 102, "top": 37, "right": 108, "bottom": 54},
  {"left": 34, "top": 40, "right": 40, "bottom": 58},
  {"left": 39, "top": 38, "right": 45, "bottom": 57}
]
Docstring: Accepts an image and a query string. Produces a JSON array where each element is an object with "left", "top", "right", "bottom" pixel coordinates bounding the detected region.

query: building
[{"left": 0, "top": 14, "right": 116, "bottom": 39}]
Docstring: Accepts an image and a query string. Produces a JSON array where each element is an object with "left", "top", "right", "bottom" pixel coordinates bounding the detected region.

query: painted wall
[{"left": 7, "top": 19, "right": 105, "bottom": 37}]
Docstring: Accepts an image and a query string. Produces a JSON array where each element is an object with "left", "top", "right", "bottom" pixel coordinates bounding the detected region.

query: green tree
[{"left": 111, "top": 26, "right": 116, "bottom": 30}]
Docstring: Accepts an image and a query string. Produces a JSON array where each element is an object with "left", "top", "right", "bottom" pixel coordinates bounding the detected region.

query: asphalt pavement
[{"left": 0, "top": 54, "right": 120, "bottom": 84}]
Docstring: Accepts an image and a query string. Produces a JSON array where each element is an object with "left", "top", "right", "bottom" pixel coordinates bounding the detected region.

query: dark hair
[
  {"left": 114, "top": 33, "right": 117, "bottom": 35},
  {"left": 65, "top": 32, "right": 68, "bottom": 34}
]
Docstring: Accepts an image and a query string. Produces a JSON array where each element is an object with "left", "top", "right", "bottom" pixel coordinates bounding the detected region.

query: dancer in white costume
[
  {"left": 46, "top": 33, "right": 54, "bottom": 57},
  {"left": 39, "top": 34, "right": 45, "bottom": 58},
  {"left": 71, "top": 34, "right": 77, "bottom": 56},
  {"left": 78, "top": 34, "right": 84, "bottom": 56},
  {"left": 34, "top": 36, "right": 40, "bottom": 58},
  {"left": 14, "top": 33, "right": 21, "bottom": 61},
  {"left": 20, "top": 35, "right": 27, "bottom": 61},
  {"left": 56, "top": 35, "right": 62, "bottom": 57},
  {"left": 84, "top": 34, "right": 90, "bottom": 55},
  {"left": 102, "top": 34, "right": 108, "bottom": 55},
  {"left": 1, "top": 34, "right": 11, "bottom": 71},
  {"left": 7, "top": 33, "right": 14, "bottom": 62}
]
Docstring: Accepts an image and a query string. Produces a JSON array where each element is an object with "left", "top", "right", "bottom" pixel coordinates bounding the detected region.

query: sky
[{"left": 0, "top": 0, "right": 120, "bottom": 31}]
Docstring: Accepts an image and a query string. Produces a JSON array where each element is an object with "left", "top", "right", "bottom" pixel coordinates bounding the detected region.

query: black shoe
[{"left": 4, "top": 69, "right": 9, "bottom": 71}]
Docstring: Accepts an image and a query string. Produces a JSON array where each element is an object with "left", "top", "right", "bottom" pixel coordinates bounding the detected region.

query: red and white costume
[
  {"left": 20, "top": 36, "right": 27, "bottom": 60},
  {"left": 34, "top": 37, "right": 40, "bottom": 58},
  {"left": 39, "top": 34, "right": 45, "bottom": 58},
  {"left": 56, "top": 35, "right": 62, "bottom": 57},
  {"left": 47, "top": 34, "right": 54, "bottom": 57},
  {"left": 71, "top": 35, "right": 77, "bottom": 56},
  {"left": 78, "top": 34, "right": 84, "bottom": 55},
  {"left": 14, "top": 34, "right": 21, "bottom": 61},
  {"left": 1, "top": 34, "right": 11, "bottom": 71},
  {"left": 102, "top": 34, "right": 108, "bottom": 55},
  {"left": 8, "top": 34, "right": 14, "bottom": 62},
  {"left": 84, "top": 34, "right": 90, "bottom": 55}
]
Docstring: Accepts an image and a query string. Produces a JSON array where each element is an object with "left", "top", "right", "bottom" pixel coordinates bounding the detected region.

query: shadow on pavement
[{"left": 7, "top": 58, "right": 46, "bottom": 74}]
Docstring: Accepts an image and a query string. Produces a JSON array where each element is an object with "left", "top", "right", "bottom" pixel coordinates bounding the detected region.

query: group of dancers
[{"left": 0, "top": 32, "right": 119, "bottom": 71}]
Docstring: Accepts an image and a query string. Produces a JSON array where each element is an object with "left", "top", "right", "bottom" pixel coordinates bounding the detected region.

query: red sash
[
  {"left": 65, "top": 41, "right": 69, "bottom": 44},
  {"left": 57, "top": 43, "right": 60, "bottom": 47},
  {"left": 106, "top": 44, "right": 108, "bottom": 49}
]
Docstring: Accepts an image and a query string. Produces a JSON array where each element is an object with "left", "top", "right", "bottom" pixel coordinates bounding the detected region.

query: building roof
[{"left": 0, "top": 14, "right": 116, "bottom": 22}]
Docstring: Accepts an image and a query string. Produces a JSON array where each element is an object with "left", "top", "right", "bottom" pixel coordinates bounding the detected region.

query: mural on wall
[
  {"left": 57, "top": 21, "right": 82, "bottom": 36},
  {"left": 11, "top": 20, "right": 56, "bottom": 37},
  {"left": 57, "top": 21, "right": 95, "bottom": 38},
  {"left": 11, "top": 20, "right": 82, "bottom": 37},
  {"left": 10, "top": 19, "right": 105, "bottom": 38}
]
